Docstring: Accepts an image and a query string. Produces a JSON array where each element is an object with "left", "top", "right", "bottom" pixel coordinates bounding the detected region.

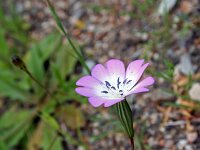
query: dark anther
[
  {"left": 127, "top": 80, "right": 132, "bottom": 84},
  {"left": 119, "top": 90, "right": 123, "bottom": 92},
  {"left": 111, "top": 86, "right": 116, "bottom": 90},
  {"left": 101, "top": 91, "right": 108, "bottom": 94},
  {"left": 117, "top": 77, "right": 121, "bottom": 89},
  {"left": 120, "top": 94, "right": 123, "bottom": 96},
  {"left": 123, "top": 78, "right": 127, "bottom": 84},
  {"left": 105, "top": 81, "right": 111, "bottom": 88}
]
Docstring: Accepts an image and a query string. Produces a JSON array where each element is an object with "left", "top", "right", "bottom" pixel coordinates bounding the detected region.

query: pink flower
[{"left": 75, "top": 59, "right": 154, "bottom": 107}]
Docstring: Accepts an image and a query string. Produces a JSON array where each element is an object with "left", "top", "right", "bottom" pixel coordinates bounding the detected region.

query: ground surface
[{"left": 1, "top": 0, "right": 200, "bottom": 150}]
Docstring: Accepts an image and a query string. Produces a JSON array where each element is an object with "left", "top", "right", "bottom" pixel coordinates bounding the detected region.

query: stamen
[
  {"left": 123, "top": 78, "right": 127, "bottom": 84},
  {"left": 111, "top": 86, "right": 116, "bottom": 90},
  {"left": 101, "top": 91, "right": 109, "bottom": 94},
  {"left": 117, "top": 77, "right": 121, "bottom": 89},
  {"left": 105, "top": 81, "right": 111, "bottom": 88},
  {"left": 119, "top": 90, "right": 123, "bottom": 93},
  {"left": 127, "top": 80, "right": 132, "bottom": 84}
]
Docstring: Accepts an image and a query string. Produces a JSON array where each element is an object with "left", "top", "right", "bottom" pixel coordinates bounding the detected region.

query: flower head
[{"left": 75, "top": 59, "right": 154, "bottom": 107}]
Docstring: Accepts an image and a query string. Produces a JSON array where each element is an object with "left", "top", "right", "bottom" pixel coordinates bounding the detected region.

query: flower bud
[{"left": 11, "top": 55, "right": 26, "bottom": 70}]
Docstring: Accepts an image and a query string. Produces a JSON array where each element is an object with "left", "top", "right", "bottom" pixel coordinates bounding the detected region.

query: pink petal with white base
[
  {"left": 105, "top": 59, "right": 125, "bottom": 79},
  {"left": 126, "top": 60, "right": 149, "bottom": 86},
  {"left": 132, "top": 63, "right": 149, "bottom": 84},
  {"left": 88, "top": 97, "right": 106, "bottom": 107},
  {"left": 91, "top": 64, "right": 109, "bottom": 82},
  {"left": 125, "top": 59, "right": 144, "bottom": 79},
  {"left": 130, "top": 87, "right": 149, "bottom": 93},
  {"left": 126, "top": 77, "right": 154, "bottom": 95},
  {"left": 75, "top": 87, "right": 97, "bottom": 97},
  {"left": 104, "top": 98, "right": 124, "bottom": 107},
  {"left": 75, "top": 59, "right": 155, "bottom": 108},
  {"left": 76, "top": 75, "right": 100, "bottom": 88}
]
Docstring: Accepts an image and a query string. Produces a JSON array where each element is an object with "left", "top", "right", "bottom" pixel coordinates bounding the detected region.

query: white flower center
[{"left": 98, "top": 77, "right": 134, "bottom": 99}]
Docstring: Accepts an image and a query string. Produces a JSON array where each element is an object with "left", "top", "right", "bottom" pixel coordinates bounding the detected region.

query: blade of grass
[{"left": 45, "top": 0, "right": 90, "bottom": 73}]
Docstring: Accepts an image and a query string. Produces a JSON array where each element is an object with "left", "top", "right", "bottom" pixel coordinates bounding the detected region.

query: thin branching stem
[{"left": 45, "top": 0, "right": 90, "bottom": 74}]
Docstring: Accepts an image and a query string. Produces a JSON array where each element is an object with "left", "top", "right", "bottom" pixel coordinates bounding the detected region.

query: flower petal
[
  {"left": 104, "top": 98, "right": 124, "bottom": 107},
  {"left": 76, "top": 86, "right": 116, "bottom": 99},
  {"left": 131, "top": 63, "right": 149, "bottom": 86},
  {"left": 126, "top": 60, "right": 149, "bottom": 86},
  {"left": 88, "top": 97, "right": 106, "bottom": 107},
  {"left": 105, "top": 59, "right": 125, "bottom": 79},
  {"left": 126, "top": 77, "right": 154, "bottom": 95},
  {"left": 76, "top": 75, "right": 100, "bottom": 88},
  {"left": 126, "top": 59, "right": 144, "bottom": 78},
  {"left": 91, "top": 64, "right": 109, "bottom": 82},
  {"left": 104, "top": 59, "right": 125, "bottom": 90},
  {"left": 91, "top": 60, "right": 126, "bottom": 91},
  {"left": 130, "top": 87, "right": 149, "bottom": 93},
  {"left": 75, "top": 87, "right": 96, "bottom": 97}
]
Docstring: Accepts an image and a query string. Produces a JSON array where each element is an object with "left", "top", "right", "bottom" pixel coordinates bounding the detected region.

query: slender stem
[
  {"left": 46, "top": 134, "right": 58, "bottom": 150},
  {"left": 45, "top": 0, "right": 90, "bottom": 74},
  {"left": 25, "top": 69, "right": 46, "bottom": 90},
  {"left": 11, "top": 55, "right": 46, "bottom": 90},
  {"left": 130, "top": 137, "right": 134, "bottom": 150}
]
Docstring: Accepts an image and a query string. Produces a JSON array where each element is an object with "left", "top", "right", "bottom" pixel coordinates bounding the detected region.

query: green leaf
[
  {"left": 54, "top": 43, "right": 77, "bottom": 79},
  {"left": 24, "top": 33, "right": 62, "bottom": 86},
  {"left": 0, "top": 107, "right": 32, "bottom": 147},
  {"left": 0, "top": 141, "right": 8, "bottom": 150},
  {"left": 40, "top": 111, "right": 59, "bottom": 131},
  {"left": 42, "top": 122, "right": 62, "bottom": 150},
  {"left": 51, "top": 63, "right": 65, "bottom": 87},
  {"left": 36, "top": 33, "right": 62, "bottom": 61},
  {"left": 5, "top": 120, "right": 30, "bottom": 147},
  {"left": 0, "top": 0, "right": 30, "bottom": 44},
  {"left": 0, "top": 106, "right": 31, "bottom": 129},
  {"left": 26, "top": 46, "right": 45, "bottom": 82},
  {"left": 0, "top": 28, "right": 9, "bottom": 58},
  {"left": 0, "top": 70, "right": 28, "bottom": 100},
  {"left": 51, "top": 43, "right": 78, "bottom": 89}
]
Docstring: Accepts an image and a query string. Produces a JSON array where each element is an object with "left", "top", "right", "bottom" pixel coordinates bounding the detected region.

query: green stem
[
  {"left": 25, "top": 69, "right": 46, "bottom": 90},
  {"left": 45, "top": 0, "right": 90, "bottom": 74},
  {"left": 46, "top": 134, "right": 58, "bottom": 150},
  {"left": 12, "top": 55, "right": 46, "bottom": 90}
]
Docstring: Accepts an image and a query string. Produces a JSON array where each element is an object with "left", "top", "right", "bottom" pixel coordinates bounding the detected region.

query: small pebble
[
  {"left": 187, "top": 132, "right": 198, "bottom": 143},
  {"left": 177, "top": 139, "right": 187, "bottom": 149}
]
